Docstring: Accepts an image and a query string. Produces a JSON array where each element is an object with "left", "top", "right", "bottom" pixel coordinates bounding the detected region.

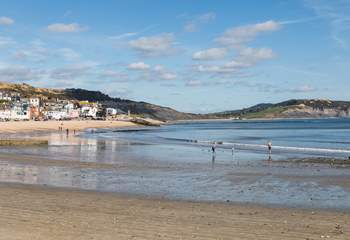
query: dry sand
[
  {"left": 0, "top": 183, "right": 348, "bottom": 240},
  {"left": 0, "top": 120, "right": 137, "bottom": 133}
]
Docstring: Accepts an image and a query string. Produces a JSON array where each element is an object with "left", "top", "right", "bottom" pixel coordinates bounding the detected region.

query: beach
[
  {"left": 0, "top": 183, "right": 348, "bottom": 240},
  {"left": 0, "top": 119, "right": 350, "bottom": 239},
  {"left": 0, "top": 120, "right": 137, "bottom": 133}
]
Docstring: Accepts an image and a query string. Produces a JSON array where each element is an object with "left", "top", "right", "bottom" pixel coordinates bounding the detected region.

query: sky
[{"left": 0, "top": 0, "right": 349, "bottom": 113}]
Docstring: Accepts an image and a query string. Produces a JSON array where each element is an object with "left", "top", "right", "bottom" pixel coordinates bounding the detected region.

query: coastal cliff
[{"left": 212, "top": 99, "right": 350, "bottom": 119}]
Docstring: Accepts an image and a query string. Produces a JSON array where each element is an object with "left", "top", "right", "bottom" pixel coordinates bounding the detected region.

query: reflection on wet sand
[
  {"left": 0, "top": 163, "right": 99, "bottom": 190},
  {"left": 1, "top": 132, "right": 350, "bottom": 209}
]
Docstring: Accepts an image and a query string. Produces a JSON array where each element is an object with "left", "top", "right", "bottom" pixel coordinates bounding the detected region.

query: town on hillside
[{"left": 0, "top": 90, "right": 129, "bottom": 121}]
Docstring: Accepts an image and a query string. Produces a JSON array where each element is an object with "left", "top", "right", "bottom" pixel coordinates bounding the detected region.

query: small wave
[{"left": 160, "top": 137, "right": 350, "bottom": 155}]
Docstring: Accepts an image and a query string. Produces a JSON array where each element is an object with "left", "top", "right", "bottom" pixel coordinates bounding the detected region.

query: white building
[
  {"left": 64, "top": 103, "right": 75, "bottom": 111},
  {"left": 0, "top": 109, "right": 31, "bottom": 120},
  {"left": 81, "top": 106, "right": 98, "bottom": 118},
  {"left": 29, "top": 98, "right": 40, "bottom": 107},
  {"left": 11, "top": 110, "right": 31, "bottom": 120},
  {"left": 0, "top": 92, "right": 12, "bottom": 101},
  {"left": 45, "top": 111, "right": 68, "bottom": 120},
  {"left": 68, "top": 109, "right": 80, "bottom": 119},
  {"left": 8, "top": 101, "right": 31, "bottom": 120},
  {"left": 0, "top": 110, "right": 11, "bottom": 120},
  {"left": 106, "top": 108, "right": 117, "bottom": 116}
]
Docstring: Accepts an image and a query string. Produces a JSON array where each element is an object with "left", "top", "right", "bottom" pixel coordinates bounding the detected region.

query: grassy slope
[
  {"left": 240, "top": 106, "right": 287, "bottom": 119},
  {"left": 0, "top": 82, "right": 64, "bottom": 99}
]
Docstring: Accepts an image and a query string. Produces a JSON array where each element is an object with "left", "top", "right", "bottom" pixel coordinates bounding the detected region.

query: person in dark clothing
[{"left": 211, "top": 142, "right": 216, "bottom": 154}]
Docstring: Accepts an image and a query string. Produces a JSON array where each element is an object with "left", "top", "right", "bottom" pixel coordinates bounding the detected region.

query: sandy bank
[
  {"left": 0, "top": 183, "right": 348, "bottom": 240},
  {"left": 0, "top": 139, "right": 48, "bottom": 146},
  {"left": 0, "top": 120, "right": 137, "bottom": 134}
]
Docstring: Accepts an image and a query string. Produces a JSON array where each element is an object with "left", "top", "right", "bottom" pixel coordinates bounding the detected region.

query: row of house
[{"left": 0, "top": 91, "right": 124, "bottom": 121}]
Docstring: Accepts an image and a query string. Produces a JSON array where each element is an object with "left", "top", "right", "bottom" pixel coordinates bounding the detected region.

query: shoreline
[{"left": 0, "top": 182, "right": 348, "bottom": 240}]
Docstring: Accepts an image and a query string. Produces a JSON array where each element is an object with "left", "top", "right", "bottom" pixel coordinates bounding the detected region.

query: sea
[{"left": 1, "top": 118, "right": 350, "bottom": 210}]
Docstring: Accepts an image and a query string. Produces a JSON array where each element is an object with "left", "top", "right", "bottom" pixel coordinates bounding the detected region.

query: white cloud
[
  {"left": 184, "top": 12, "right": 216, "bottom": 32},
  {"left": 186, "top": 80, "right": 201, "bottom": 87},
  {"left": 159, "top": 72, "right": 176, "bottom": 80},
  {"left": 127, "top": 62, "right": 150, "bottom": 70},
  {"left": 192, "top": 48, "right": 227, "bottom": 60},
  {"left": 13, "top": 43, "right": 80, "bottom": 63},
  {"left": 194, "top": 47, "right": 275, "bottom": 74},
  {"left": 153, "top": 64, "right": 177, "bottom": 80},
  {"left": 128, "top": 63, "right": 177, "bottom": 81},
  {"left": 239, "top": 47, "right": 274, "bottom": 59},
  {"left": 110, "top": 32, "right": 139, "bottom": 40},
  {"left": 14, "top": 49, "right": 48, "bottom": 62},
  {"left": 195, "top": 64, "right": 236, "bottom": 74},
  {"left": 198, "top": 12, "right": 216, "bottom": 22},
  {"left": 0, "top": 36, "right": 15, "bottom": 48},
  {"left": 153, "top": 65, "right": 164, "bottom": 71},
  {"left": 0, "top": 16, "right": 14, "bottom": 25},
  {"left": 100, "top": 70, "right": 128, "bottom": 82},
  {"left": 290, "top": 84, "right": 316, "bottom": 93},
  {"left": 57, "top": 48, "right": 80, "bottom": 61},
  {"left": 0, "top": 66, "right": 44, "bottom": 82},
  {"left": 225, "top": 47, "right": 275, "bottom": 68},
  {"left": 47, "top": 23, "right": 87, "bottom": 33},
  {"left": 184, "top": 22, "right": 197, "bottom": 32},
  {"left": 190, "top": 20, "right": 280, "bottom": 79},
  {"left": 50, "top": 64, "right": 92, "bottom": 80},
  {"left": 129, "top": 33, "right": 176, "bottom": 56},
  {"left": 13, "top": 42, "right": 48, "bottom": 62},
  {"left": 109, "top": 25, "right": 157, "bottom": 41},
  {"left": 101, "top": 70, "right": 126, "bottom": 78},
  {"left": 216, "top": 20, "right": 281, "bottom": 47},
  {"left": 269, "top": 84, "right": 318, "bottom": 94}
]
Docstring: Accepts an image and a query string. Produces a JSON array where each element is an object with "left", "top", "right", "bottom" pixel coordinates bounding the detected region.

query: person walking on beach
[
  {"left": 211, "top": 142, "right": 216, "bottom": 155},
  {"left": 66, "top": 128, "right": 69, "bottom": 137},
  {"left": 267, "top": 140, "right": 272, "bottom": 156}
]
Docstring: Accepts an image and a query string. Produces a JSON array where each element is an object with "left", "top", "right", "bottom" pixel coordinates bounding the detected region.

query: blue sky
[{"left": 0, "top": 0, "right": 349, "bottom": 113}]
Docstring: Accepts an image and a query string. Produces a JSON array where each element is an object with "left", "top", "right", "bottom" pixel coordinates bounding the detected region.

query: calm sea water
[
  {"left": 87, "top": 118, "right": 350, "bottom": 159},
  {"left": 1, "top": 118, "right": 350, "bottom": 209}
]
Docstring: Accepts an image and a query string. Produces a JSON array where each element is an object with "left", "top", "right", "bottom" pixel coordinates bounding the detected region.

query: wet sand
[
  {"left": 0, "top": 151, "right": 350, "bottom": 239},
  {"left": 0, "top": 183, "right": 348, "bottom": 240},
  {"left": 284, "top": 157, "right": 350, "bottom": 166},
  {"left": 0, "top": 120, "right": 137, "bottom": 133}
]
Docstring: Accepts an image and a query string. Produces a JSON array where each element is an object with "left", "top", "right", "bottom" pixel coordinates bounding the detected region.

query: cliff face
[
  {"left": 280, "top": 104, "right": 350, "bottom": 118},
  {"left": 213, "top": 99, "right": 350, "bottom": 119}
]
